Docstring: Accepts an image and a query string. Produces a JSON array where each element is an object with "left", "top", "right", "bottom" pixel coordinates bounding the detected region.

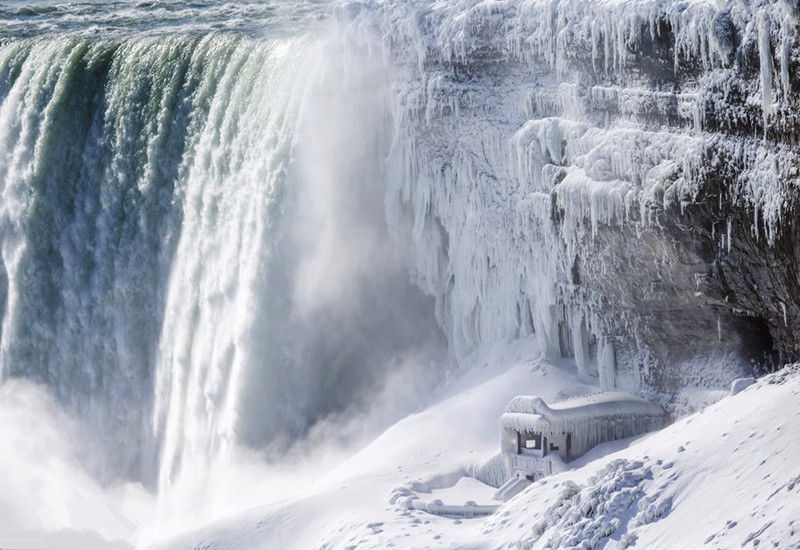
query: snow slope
[
  {"left": 152, "top": 351, "right": 800, "bottom": 549},
  {"left": 482, "top": 365, "right": 800, "bottom": 549},
  {"left": 149, "top": 339, "right": 596, "bottom": 549}
]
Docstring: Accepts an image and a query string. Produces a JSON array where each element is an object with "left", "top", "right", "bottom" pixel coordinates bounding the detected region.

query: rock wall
[{"left": 342, "top": 0, "right": 800, "bottom": 394}]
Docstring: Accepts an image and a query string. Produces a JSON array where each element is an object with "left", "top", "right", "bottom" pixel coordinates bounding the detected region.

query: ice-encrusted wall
[{"left": 341, "top": 0, "right": 800, "bottom": 393}]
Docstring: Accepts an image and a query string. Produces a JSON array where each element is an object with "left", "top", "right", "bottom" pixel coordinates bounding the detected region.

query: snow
[
  {"left": 480, "top": 365, "right": 800, "bottom": 548},
  {"left": 148, "top": 340, "right": 598, "bottom": 549},
  {"left": 730, "top": 376, "right": 756, "bottom": 395},
  {"left": 417, "top": 476, "right": 498, "bottom": 505},
  {"left": 150, "top": 349, "right": 800, "bottom": 549},
  {"left": 505, "top": 391, "right": 665, "bottom": 418}
]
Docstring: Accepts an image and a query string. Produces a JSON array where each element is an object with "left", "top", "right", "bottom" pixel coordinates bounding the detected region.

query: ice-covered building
[{"left": 500, "top": 393, "right": 667, "bottom": 481}]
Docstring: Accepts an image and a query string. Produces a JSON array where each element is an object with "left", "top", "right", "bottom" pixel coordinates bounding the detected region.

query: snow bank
[
  {"left": 152, "top": 360, "right": 800, "bottom": 549},
  {"left": 481, "top": 364, "right": 800, "bottom": 548}
]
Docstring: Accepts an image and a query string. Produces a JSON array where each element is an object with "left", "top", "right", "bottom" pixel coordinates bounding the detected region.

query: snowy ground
[
  {"left": 150, "top": 343, "right": 800, "bottom": 549},
  {"left": 6, "top": 338, "right": 795, "bottom": 549},
  {"left": 481, "top": 366, "right": 800, "bottom": 549}
]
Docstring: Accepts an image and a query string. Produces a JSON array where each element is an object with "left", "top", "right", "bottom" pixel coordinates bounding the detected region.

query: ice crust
[
  {"left": 504, "top": 392, "right": 665, "bottom": 420},
  {"left": 336, "top": 0, "right": 800, "bottom": 392},
  {"left": 501, "top": 392, "right": 665, "bottom": 466}
]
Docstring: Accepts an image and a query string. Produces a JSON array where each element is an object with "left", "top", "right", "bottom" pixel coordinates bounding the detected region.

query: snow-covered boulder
[{"left": 730, "top": 377, "right": 757, "bottom": 395}]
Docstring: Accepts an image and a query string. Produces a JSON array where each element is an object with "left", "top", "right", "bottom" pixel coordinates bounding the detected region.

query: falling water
[{"left": 0, "top": 5, "right": 446, "bottom": 533}]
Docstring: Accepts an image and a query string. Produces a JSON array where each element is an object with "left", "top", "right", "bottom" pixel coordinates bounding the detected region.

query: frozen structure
[{"left": 499, "top": 393, "right": 666, "bottom": 482}]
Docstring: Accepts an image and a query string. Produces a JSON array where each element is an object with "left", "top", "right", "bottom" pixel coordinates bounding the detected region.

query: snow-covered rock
[
  {"left": 730, "top": 376, "right": 756, "bottom": 395},
  {"left": 337, "top": 0, "right": 800, "bottom": 398}
]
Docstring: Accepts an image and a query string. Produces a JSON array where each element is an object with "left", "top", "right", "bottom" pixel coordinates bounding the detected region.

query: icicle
[
  {"left": 754, "top": 207, "right": 760, "bottom": 241},
  {"left": 727, "top": 217, "right": 732, "bottom": 253},
  {"left": 591, "top": 20, "right": 600, "bottom": 72},
  {"left": 572, "top": 315, "right": 591, "bottom": 378},
  {"left": 598, "top": 337, "right": 615, "bottom": 390},
  {"left": 758, "top": 14, "right": 774, "bottom": 126},
  {"left": 780, "top": 22, "right": 791, "bottom": 102}
]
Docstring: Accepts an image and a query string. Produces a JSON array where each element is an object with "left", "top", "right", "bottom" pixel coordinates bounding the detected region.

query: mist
[
  {"left": 0, "top": 17, "right": 450, "bottom": 547},
  {"left": 232, "top": 31, "right": 448, "bottom": 454},
  {"left": 0, "top": 380, "right": 152, "bottom": 549}
]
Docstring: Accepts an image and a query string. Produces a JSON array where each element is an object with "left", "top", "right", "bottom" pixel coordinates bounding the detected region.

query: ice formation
[
  {"left": 4, "top": 0, "right": 800, "bottom": 542},
  {"left": 499, "top": 392, "right": 665, "bottom": 481},
  {"left": 335, "top": 0, "right": 800, "bottom": 396},
  {"left": 512, "top": 459, "right": 662, "bottom": 549}
]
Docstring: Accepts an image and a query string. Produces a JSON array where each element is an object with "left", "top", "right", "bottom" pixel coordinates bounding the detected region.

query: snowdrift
[{"left": 152, "top": 360, "right": 800, "bottom": 549}]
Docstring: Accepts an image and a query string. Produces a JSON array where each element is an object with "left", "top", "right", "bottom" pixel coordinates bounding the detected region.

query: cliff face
[{"left": 346, "top": 0, "right": 800, "bottom": 395}]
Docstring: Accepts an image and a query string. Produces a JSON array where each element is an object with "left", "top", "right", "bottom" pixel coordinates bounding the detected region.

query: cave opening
[{"left": 733, "top": 314, "right": 778, "bottom": 374}]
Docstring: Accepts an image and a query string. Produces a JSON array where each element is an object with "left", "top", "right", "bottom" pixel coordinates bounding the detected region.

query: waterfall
[
  {"left": 0, "top": 36, "right": 198, "bottom": 482},
  {"left": 151, "top": 35, "right": 313, "bottom": 497},
  {"left": 4, "top": 0, "right": 798, "bottom": 541},
  {"left": 0, "top": 24, "right": 445, "bottom": 505}
]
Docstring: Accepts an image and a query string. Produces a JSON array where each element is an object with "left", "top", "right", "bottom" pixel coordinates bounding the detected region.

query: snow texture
[
  {"left": 479, "top": 364, "right": 800, "bottom": 549},
  {"left": 155, "top": 359, "right": 800, "bottom": 549}
]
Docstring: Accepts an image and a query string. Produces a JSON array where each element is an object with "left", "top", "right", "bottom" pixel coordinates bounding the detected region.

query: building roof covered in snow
[{"left": 500, "top": 392, "right": 665, "bottom": 434}]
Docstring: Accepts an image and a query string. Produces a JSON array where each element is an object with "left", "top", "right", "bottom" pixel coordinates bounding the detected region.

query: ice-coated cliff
[{"left": 336, "top": 0, "right": 800, "bottom": 396}]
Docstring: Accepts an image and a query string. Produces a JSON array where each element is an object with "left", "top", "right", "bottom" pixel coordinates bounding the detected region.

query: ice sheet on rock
[{"left": 337, "top": 0, "right": 800, "bottom": 396}]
